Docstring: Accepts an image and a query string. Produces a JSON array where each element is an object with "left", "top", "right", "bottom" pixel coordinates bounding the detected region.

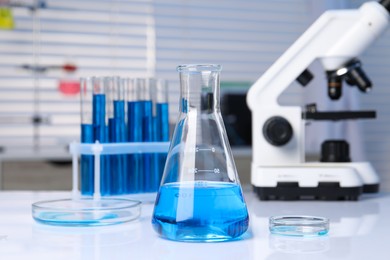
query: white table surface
[{"left": 0, "top": 190, "right": 388, "bottom": 260}]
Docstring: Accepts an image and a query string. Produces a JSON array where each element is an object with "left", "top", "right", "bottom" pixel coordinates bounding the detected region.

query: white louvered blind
[
  {"left": 153, "top": 0, "right": 314, "bottom": 118},
  {"left": 0, "top": 0, "right": 154, "bottom": 158},
  {"left": 0, "top": 0, "right": 314, "bottom": 160}
]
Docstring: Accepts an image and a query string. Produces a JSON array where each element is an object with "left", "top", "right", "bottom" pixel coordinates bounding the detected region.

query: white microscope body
[{"left": 247, "top": 1, "right": 390, "bottom": 200}]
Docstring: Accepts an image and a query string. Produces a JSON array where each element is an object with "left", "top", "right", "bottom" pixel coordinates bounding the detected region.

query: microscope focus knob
[
  {"left": 263, "top": 116, "right": 293, "bottom": 146},
  {"left": 320, "top": 140, "right": 351, "bottom": 162}
]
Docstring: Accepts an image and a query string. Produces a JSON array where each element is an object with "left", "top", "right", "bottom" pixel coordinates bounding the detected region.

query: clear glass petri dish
[
  {"left": 32, "top": 198, "right": 141, "bottom": 227},
  {"left": 269, "top": 215, "right": 329, "bottom": 237}
]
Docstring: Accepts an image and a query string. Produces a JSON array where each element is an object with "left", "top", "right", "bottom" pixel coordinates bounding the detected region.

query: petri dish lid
[
  {"left": 269, "top": 215, "right": 329, "bottom": 237},
  {"left": 32, "top": 198, "right": 141, "bottom": 227}
]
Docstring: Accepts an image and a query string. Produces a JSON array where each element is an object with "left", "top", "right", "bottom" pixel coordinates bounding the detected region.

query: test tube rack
[{"left": 69, "top": 141, "right": 170, "bottom": 201}]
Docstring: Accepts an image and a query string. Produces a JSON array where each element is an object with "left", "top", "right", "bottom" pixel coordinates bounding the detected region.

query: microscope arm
[{"left": 247, "top": 1, "right": 389, "bottom": 109}]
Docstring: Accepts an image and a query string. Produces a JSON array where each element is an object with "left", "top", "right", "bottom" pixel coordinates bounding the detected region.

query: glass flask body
[{"left": 152, "top": 64, "right": 249, "bottom": 242}]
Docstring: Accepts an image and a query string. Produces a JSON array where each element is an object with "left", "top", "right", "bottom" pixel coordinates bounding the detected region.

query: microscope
[{"left": 247, "top": 1, "right": 390, "bottom": 200}]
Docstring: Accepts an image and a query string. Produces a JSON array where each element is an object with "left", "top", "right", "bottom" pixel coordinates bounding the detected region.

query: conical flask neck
[{"left": 177, "top": 65, "right": 221, "bottom": 114}]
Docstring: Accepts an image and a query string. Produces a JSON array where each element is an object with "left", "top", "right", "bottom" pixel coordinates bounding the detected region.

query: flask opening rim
[{"left": 177, "top": 64, "right": 222, "bottom": 73}]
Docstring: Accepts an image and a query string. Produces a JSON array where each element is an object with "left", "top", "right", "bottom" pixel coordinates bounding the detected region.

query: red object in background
[
  {"left": 62, "top": 64, "right": 77, "bottom": 72},
  {"left": 58, "top": 80, "right": 80, "bottom": 95}
]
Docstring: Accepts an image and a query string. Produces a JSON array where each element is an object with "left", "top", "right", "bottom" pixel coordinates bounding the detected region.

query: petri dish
[
  {"left": 32, "top": 198, "right": 141, "bottom": 227},
  {"left": 269, "top": 215, "right": 329, "bottom": 237}
]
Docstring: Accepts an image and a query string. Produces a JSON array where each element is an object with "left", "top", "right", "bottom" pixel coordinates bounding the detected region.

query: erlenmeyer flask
[{"left": 151, "top": 64, "right": 249, "bottom": 242}]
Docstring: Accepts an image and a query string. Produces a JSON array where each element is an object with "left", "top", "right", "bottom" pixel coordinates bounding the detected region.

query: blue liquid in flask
[{"left": 151, "top": 181, "right": 249, "bottom": 242}]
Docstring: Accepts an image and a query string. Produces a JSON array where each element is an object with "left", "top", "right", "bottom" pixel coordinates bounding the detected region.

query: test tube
[
  {"left": 127, "top": 78, "right": 143, "bottom": 193},
  {"left": 93, "top": 77, "right": 110, "bottom": 195},
  {"left": 93, "top": 77, "right": 106, "bottom": 140},
  {"left": 80, "top": 77, "right": 94, "bottom": 195},
  {"left": 152, "top": 79, "right": 170, "bottom": 191},
  {"left": 141, "top": 78, "right": 154, "bottom": 192},
  {"left": 154, "top": 79, "right": 169, "bottom": 141},
  {"left": 107, "top": 77, "right": 127, "bottom": 195}
]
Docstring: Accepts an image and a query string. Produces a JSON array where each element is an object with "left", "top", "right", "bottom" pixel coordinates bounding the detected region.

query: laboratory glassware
[
  {"left": 92, "top": 77, "right": 107, "bottom": 142},
  {"left": 32, "top": 197, "right": 141, "bottom": 226},
  {"left": 80, "top": 77, "right": 94, "bottom": 195},
  {"left": 81, "top": 77, "right": 110, "bottom": 195},
  {"left": 124, "top": 78, "right": 145, "bottom": 193},
  {"left": 151, "top": 64, "right": 249, "bottom": 242},
  {"left": 140, "top": 78, "right": 154, "bottom": 192},
  {"left": 269, "top": 216, "right": 329, "bottom": 237},
  {"left": 127, "top": 78, "right": 143, "bottom": 193},
  {"left": 93, "top": 77, "right": 111, "bottom": 195},
  {"left": 153, "top": 79, "right": 169, "bottom": 142},
  {"left": 107, "top": 76, "right": 127, "bottom": 195}
]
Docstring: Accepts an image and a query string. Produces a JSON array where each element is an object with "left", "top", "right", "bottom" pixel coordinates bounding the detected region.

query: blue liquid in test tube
[
  {"left": 125, "top": 78, "right": 144, "bottom": 194},
  {"left": 142, "top": 99, "right": 154, "bottom": 192},
  {"left": 93, "top": 94, "right": 105, "bottom": 137},
  {"left": 106, "top": 77, "right": 128, "bottom": 195},
  {"left": 156, "top": 103, "right": 169, "bottom": 142},
  {"left": 127, "top": 100, "right": 143, "bottom": 193},
  {"left": 92, "top": 92, "right": 110, "bottom": 195},
  {"left": 81, "top": 124, "right": 94, "bottom": 195},
  {"left": 80, "top": 77, "right": 96, "bottom": 196},
  {"left": 108, "top": 99, "right": 127, "bottom": 195}
]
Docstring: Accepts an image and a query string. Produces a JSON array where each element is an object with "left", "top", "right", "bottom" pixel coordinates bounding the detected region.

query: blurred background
[{"left": 1, "top": 0, "right": 390, "bottom": 191}]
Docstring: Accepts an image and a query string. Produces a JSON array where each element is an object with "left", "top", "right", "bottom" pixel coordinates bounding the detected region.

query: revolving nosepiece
[{"left": 326, "top": 59, "right": 372, "bottom": 100}]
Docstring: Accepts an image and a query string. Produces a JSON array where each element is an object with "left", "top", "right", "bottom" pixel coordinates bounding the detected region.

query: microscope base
[
  {"left": 363, "top": 183, "right": 380, "bottom": 193},
  {"left": 251, "top": 162, "right": 379, "bottom": 200},
  {"left": 253, "top": 185, "right": 362, "bottom": 201}
]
